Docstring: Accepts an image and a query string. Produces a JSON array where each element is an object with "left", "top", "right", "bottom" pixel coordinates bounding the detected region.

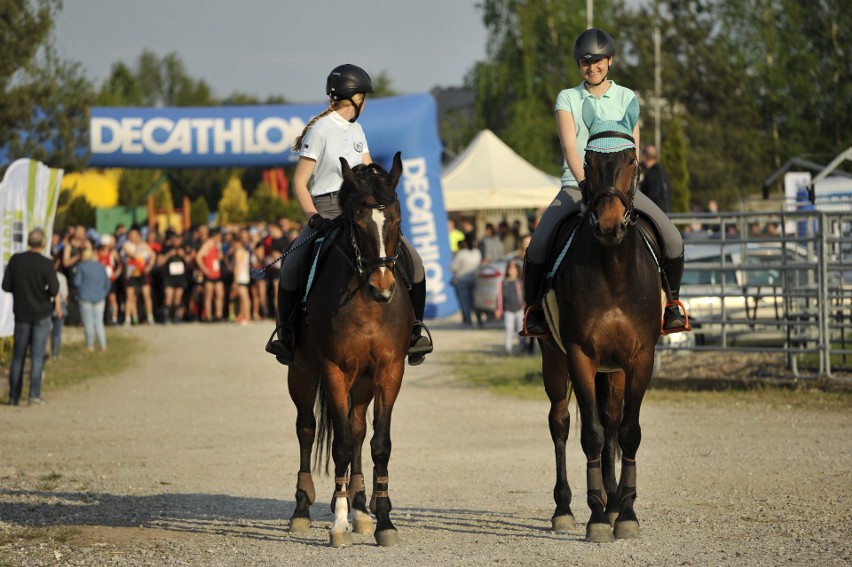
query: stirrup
[
  {"left": 520, "top": 305, "right": 548, "bottom": 338},
  {"left": 265, "top": 327, "right": 294, "bottom": 365},
  {"left": 660, "top": 300, "right": 691, "bottom": 335},
  {"left": 408, "top": 321, "right": 433, "bottom": 366}
]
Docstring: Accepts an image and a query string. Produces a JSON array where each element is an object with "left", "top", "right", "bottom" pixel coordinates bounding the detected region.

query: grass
[
  {"left": 447, "top": 348, "right": 852, "bottom": 411},
  {"left": 0, "top": 328, "right": 141, "bottom": 403}
]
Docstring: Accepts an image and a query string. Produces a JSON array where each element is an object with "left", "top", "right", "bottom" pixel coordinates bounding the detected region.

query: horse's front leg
[
  {"left": 566, "top": 348, "right": 614, "bottom": 543},
  {"left": 287, "top": 367, "right": 317, "bottom": 533},
  {"left": 348, "top": 376, "right": 375, "bottom": 535},
  {"left": 597, "top": 370, "right": 625, "bottom": 525},
  {"left": 541, "top": 341, "right": 575, "bottom": 532},
  {"left": 369, "top": 360, "right": 404, "bottom": 547},
  {"left": 613, "top": 350, "right": 654, "bottom": 539},
  {"left": 325, "top": 370, "right": 355, "bottom": 548}
]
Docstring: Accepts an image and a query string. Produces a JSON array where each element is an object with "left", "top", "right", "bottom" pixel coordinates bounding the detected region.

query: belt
[{"left": 314, "top": 191, "right": 339, "bottom": 200}]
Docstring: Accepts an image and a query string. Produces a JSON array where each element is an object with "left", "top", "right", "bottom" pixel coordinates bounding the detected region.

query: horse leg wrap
[
  {"left": 348, "top": 473, "right": 366, "bottom": 507},
  {"left": 586, "top": 459, "right": 607, "bottom": 507},
  {"left": 619, "top": 458, "right": 637, "bottom": 502},
  {"left": 370, "top": 475, "right": 390, "bottom": 515},
  {"left": 297, "top": 471, "right": 316, "bottom": 505},
  {"left": 330, "top": 476, "right": 349, "bottom": 513}
]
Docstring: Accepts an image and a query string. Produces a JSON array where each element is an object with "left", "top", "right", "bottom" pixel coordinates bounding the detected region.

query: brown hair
[{"left": 291, "top": 93, "right": 366, "bottom": 152}]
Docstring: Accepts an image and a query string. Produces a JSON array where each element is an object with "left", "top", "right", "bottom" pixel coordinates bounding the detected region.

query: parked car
[
  {"left": 473, "top": 251, "right": 521, "bottom": 314},
  {"left": 674, "top": 242, "right": 819, "bottom": 347}
]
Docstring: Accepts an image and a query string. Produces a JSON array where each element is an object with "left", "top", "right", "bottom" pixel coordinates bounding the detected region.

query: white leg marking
[{"left": 331, "top": 495, "right": 350, "bottom": 535}]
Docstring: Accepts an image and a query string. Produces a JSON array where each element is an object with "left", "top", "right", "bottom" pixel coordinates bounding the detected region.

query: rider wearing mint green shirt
[{"left": 521, "top": 28, "right": 689, "bottom": 338}]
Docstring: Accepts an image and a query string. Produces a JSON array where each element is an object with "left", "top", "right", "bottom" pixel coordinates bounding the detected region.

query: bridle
[
  {"left": 583, "top": 131, "right": 641, "bottom": 229},
  {"left": 348, "top": 194, "right": 401, "bottom": 278}
]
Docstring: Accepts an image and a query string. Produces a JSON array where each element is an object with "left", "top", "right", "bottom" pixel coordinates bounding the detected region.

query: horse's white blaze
[
  {"left": 372, "top": 208, "right": 389, "bottom": 276},
  {"left": 331, "top": 495, "right": 350, "bottom": 534}
]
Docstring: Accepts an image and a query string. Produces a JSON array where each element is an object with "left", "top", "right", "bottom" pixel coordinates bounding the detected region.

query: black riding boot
[
  {"left": 662, "top": 253, "right": 690, "bottom": 333},
  {"left": 266, "top": 288, "right": 300, "bottom": 365},
  {"left": 520, "top": 259, "right": 548, "bottom": 337},
  {"left": 408, "top": 279, "right": 433, "bottom": 366}
]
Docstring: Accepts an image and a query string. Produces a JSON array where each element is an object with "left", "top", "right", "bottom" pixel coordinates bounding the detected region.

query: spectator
[
  {"left": 450, "top": 237, "right": 482, "bottom": 327},
  {"left": 49, "top": 258, "right": 68, "bottom": 361},
  {"left": 196, "top": 229, "right": 225, "bottom": 322},
  {"left": 479, "top": 223, "right": 505, "bottom": 263},
  {"left": 74, "top": 248, "right": 111, "bottom": 352},
  {"left": 495, "top": 259, "right": 525, "bottom": 355},
  {"left": 122, "top": 227, "right": 157, "bottom": 325},
  {"left": 231, "top": 228, "right": 252, "bottom": 324},
  {"left": 640, "top": 145, "right": 672, "bottom": 214},
  {"left": 157, "top": 230, "right": 190, "bottom": 324},
  {"left": 2, "top": 228, "right": 59, "bottom": 406},
  {"left": 96, "top": 234, "right": 123, "bottom": 325},
  {"left": 448, "top": 219, "right": 466, "bottom": 253}
]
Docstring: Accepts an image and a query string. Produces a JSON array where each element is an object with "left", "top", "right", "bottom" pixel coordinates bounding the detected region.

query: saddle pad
[{"left": 302, "top": 227, "right": 340, "bottom": 306}]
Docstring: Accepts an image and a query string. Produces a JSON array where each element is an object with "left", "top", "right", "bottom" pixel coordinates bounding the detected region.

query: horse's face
[
  {"left": 583, "top": 148, "right": 640, "bottom": 246},
  {"left": 340, "top": 152, "right": 404, "bottom": 303}
]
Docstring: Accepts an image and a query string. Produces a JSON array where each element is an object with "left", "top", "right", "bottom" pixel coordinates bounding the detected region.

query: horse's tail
[{"left": 312, "top": 378, "right": 333, "bottom": 474}]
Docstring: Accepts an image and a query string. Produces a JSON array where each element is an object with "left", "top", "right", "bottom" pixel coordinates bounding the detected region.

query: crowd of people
[{"left": 51, "top": 218, "right": 302, "bottom": 332}]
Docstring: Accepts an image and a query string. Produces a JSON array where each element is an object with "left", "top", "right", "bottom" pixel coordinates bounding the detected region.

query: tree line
[{"left": 2, "top": 0, "right": 849, "bottom": 220}]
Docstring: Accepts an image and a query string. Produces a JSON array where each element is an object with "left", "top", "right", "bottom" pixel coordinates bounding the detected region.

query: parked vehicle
[{"left": 473, "top": 251, "right": 521, "bottom": 314}]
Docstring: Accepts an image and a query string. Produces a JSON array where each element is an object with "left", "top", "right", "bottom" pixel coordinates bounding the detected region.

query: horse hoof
[
  {"left": 551, "top": 514, "right": 576, "bottom": 533},
  {"left": 329, "top": 530, "right": 353, "bottom": 548},
  {"left": 288, "top": 517, "right": 311, "bottom": 533},
  {"left": 375, "top": 528, "right": 400, "bottom": 547},
  {"left": 353, "top": 512, "right": 375, "bottom": 534},
  {"left": 614, "top": 520, "right": 640, "bottom": 539},
  {"left": 585, "top": 522, "right": 615, "bottom": 543},
  {"left": 606, "top": 511, "right": 619, "bottom": 526}
]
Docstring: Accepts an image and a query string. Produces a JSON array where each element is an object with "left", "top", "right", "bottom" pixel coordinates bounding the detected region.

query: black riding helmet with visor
[
  {"left": 326, "top": 64, "right": 374, "bottom": 123},
  {"left": 573, "top": 28, "right": 616, "bottom": 86}
]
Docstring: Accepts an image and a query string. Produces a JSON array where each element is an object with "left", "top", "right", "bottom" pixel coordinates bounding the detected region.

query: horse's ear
[
  {"left": 388, "top": 151, "right": 403, "bottom": 188},
  {"left": 340, "top": 157, "right": 358, "bottom": 189}
]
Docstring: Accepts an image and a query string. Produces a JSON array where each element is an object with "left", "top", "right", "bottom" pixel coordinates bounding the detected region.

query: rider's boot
[
  {"left": 407, "top": 279, "right": 433, "bottom": 366},
  {"left": 266, "top": 288, "right": 300, "bottom": 365},
  {"left": 662, "top": 253, "right": 691, "bottom": 334},
  {"left": 519, "top": 259, "right": 549, "bottom": 338}
]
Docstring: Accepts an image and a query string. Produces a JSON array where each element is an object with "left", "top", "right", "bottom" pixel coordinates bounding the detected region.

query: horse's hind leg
[
  {"left": 613, "top": 354, "right": 654, "bottom": 539},
  {"left": 370, "top": 364, "right": 404, "bottom": 547},
  {"left": 597, "top": 370, "right": 625, "bottom": 525},
  {"left": 542, "top": 342, "right": 575, "bottom": 532},
  {"left": 287, "top": 368, "right": 317, "bottom": 533},
  {"left": 348, "top": 377, "right": 374, "bottom": 535}
]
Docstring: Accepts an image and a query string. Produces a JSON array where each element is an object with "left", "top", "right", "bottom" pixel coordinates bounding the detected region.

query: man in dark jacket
[
  {"left": 640, "top": 145, "right": 672, "bottom": 214},
  {"left": 2, "top": 228, "right": 60, "bottom": 405}
]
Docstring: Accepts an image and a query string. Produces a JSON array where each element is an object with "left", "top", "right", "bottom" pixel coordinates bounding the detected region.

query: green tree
[
  {"left": 663, "top": 116, "right": 690, "bottom": 213},
  {"left": 190, "top": 197, "right": 211, "bottom": 227},
  {"left": 58, "top": 193, "right": 96, "bottom": 228},
  {"left": 217, "top": 176, "right": 249, "bottom": 225},
  {"left": 247, "top": 182, "right": 289, "bottom": 223},
  {"left": 1, "top": 1, "right": 93, "bottom": 173},
  {"left": 118, "top": 169, "right": 162, "bottom": 207},
  {"left": 371, "top": 71, "right": 399, "bottom": 98}
]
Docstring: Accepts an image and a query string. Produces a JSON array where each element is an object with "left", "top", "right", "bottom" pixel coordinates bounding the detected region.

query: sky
[{"left": 53, "top": 0, "right": 490, "bottom": 104}]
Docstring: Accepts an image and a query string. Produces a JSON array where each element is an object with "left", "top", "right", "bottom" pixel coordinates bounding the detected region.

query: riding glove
[{"left": 308, "top": 214, "right": 336, "bottom": 235}]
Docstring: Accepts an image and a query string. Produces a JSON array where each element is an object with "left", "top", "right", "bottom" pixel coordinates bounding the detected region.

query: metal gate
[{"left": 658, "top": 210, "right": 852, "bottom": 380}]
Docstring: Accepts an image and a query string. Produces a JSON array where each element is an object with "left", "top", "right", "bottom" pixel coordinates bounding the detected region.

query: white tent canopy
[{"left": 441, "top": 129, "right": 560, "bottom": 212}]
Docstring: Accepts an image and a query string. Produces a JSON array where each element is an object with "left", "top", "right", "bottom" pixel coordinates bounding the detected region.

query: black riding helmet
[
  {"left": 573, "top": 28, "right": 616, "bottom": 61},
  {"left": 326, "top": 64, "right": 374, "bottom": 101}
]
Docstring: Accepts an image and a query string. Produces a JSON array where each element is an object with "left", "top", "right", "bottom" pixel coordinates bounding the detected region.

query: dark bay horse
[
  {"left": 283, "top": 152, "right": 413, "bottom": 547},
  {"left": 540, "top": 136, "right": 663, "bottom": 542}
]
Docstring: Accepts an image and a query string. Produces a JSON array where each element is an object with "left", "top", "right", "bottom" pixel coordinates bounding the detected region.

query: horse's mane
[{"left": 340, "top": 162, "right": 398, "bottom": 212}]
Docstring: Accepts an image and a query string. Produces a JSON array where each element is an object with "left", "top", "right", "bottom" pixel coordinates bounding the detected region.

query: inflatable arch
[{"left": 89, "top": 93, "right": 457, "bottom": 318}]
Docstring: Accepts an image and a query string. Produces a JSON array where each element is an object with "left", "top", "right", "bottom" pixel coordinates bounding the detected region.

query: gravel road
[{"left": 1, "top": 320, "right": 850, "bottom": 566}]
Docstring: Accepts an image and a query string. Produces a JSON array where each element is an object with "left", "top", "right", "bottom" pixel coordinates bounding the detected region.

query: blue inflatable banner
[{"left": 89, "top": 94, "right": 457, "bottom": 318}]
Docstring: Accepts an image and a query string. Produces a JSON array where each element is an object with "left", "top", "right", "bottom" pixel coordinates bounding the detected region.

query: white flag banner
[{"left": 0, "top": 158, "right": 63, "bottom": 337}]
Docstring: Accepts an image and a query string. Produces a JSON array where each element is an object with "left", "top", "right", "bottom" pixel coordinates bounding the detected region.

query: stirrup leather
[{"left": 660, "top": 300, "right": 691, "bottom": 335}]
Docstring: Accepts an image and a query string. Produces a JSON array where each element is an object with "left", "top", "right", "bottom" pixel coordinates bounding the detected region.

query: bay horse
[
  {"left": 539, "top": 132, "right": 662, "bottom": 542},
  {"left": 283, "top": 152, "right": 413, "bottom": 547}
]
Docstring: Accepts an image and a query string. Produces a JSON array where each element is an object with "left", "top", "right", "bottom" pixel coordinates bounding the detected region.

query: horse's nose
[{"left": 368, "top": 270, "right": 396, "bottom": 303}]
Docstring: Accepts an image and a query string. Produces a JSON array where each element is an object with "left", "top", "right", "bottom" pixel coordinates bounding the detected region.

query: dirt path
[{"left": 1, "top": 320, "right": 850, "bottom": 566}]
